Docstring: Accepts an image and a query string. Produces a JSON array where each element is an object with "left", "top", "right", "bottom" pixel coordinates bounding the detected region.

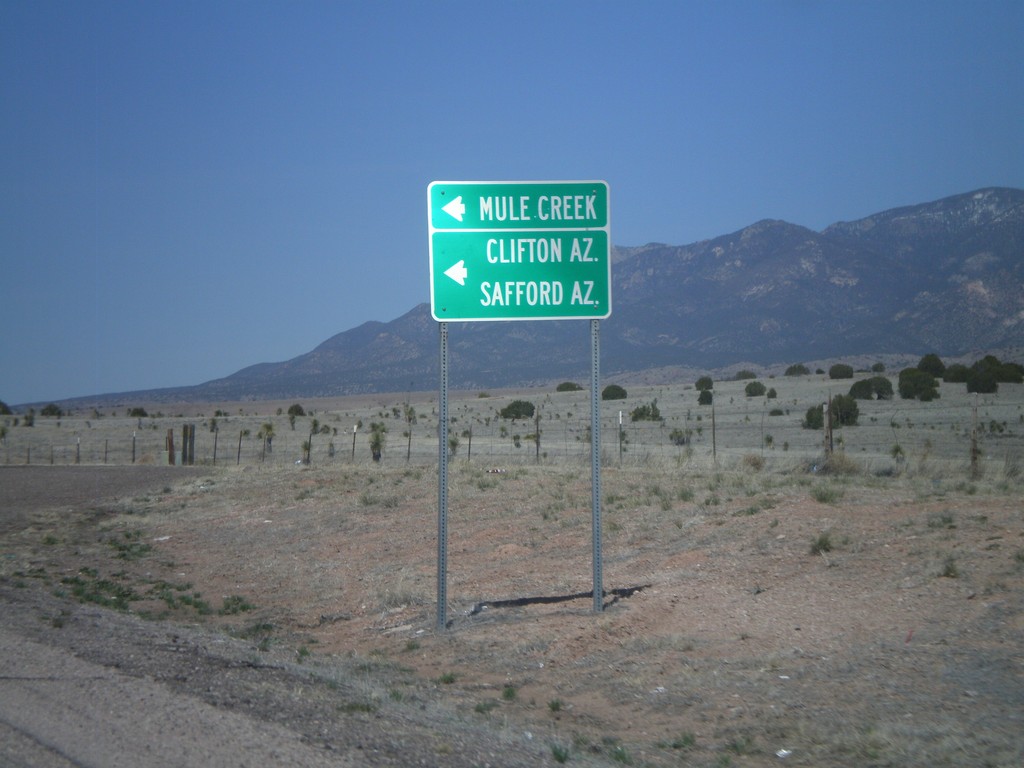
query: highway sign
[{"left": 428, "top": 181, "right": 611, "bottom": 321}]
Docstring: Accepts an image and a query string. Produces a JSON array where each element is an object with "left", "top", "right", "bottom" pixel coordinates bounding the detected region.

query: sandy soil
[{"left": 1, "top": 461, "right": 1022, "bottom": 767}]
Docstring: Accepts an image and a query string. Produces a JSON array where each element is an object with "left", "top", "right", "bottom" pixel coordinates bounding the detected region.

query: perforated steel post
[
  {"left": 590, "top": 319, "right": 603, "bottom": 612},
  {"left": 437, "top": 322, "right": 450, "bottom": 631}
]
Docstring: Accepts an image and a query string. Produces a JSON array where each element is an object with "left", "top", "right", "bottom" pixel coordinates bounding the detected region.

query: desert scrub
[
  {"left": 359, "top": 491, "right": 400, "bottom": 508},
  {"left": 108, "top": 529, "right": 153, "bottom": 560},
  {"left": 810, "top": 531, "right": 833, "bottom": 555},
  {"left": 927, "top": 511, "right": 956, "bottom": 529},
  {"left": 664, "top": 732, "right": 696, "bottom": 750},
  {"left": 551, "top": 743, "right": 571, "bottom": 763},
  {"left": 938, "top": 554, "right": 960, "bottom": 578},
  {"left": 811, "top": 484, "right": 844, "bottom": 504},
  {"left": 820, "top": 452, "right": 861, "bottom": 475},
  {"left": 232, "top": 621, "right": 276, "bottom": 651},
  {"left": 219, "top": 594, "right": 255, "bottom": 615},
  {"left": 60, "top": 573, "right": 137, "bottom": 611},
  {"left": 475, "top": 699, "right": 499, "bottom": 715}
]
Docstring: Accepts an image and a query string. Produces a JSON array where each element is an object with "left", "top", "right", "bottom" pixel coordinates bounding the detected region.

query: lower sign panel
[{"left": 430, "top": 230, "right": 611, "bottom": 321}]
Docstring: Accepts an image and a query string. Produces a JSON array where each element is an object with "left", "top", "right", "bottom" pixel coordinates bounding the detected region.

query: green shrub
[
  {"left": 966, "top": 368, "right": 998, "bottom": 394},
  {"left": 556, "top": 381, "right": 582, "bottom": 392},
  {"left": 733, "top": 370, "right": 757, "bottom": 380},
  {"left": 831, "top": 394, "right": 859, "bottom": 426},
  {"left": 898, "top": 368, "right": 940, "bottom": 401},
  {"left": 848, "top": 379, "right": 875, "bottom": 400},
  {"left": 744, "top": 381, "right": 767, "bottom": 397},
  {"left": 697, "top": 389, "right": 713, "bottom": 406},
  {"left": 828, "top": 363, "right": 854, "bottom": 380},
  {"left": 971, "top": 355, "right": 1023, "bottom": 384},
  {"left": 870, "top": 376, "right": 894, "bottom": 399},
  {"left": 803, "top": 405, "right": 824, "bottom": 430},
  {"left": 601, "top": 384, "right": 627, "bottom": 401},
  {"left": 500, "top": 400, "right": 536, "bottom": 420},
  {"left": 669, "top": 428, "right": 689, "bottom": 445},
  {"left": 850, "top": 375, "right": 894, "bottom": 400},
  {"left": 917, "top": 353, "right": 945, "bottom": 377},
  {"left": 694, "top": 376, "right": 713, "bottom": 391},
  {"left": 630, "top": 399, "right": 661, "bottom": 421},
  {"left": 943, "top": 363, "right": 970, "bottom": 383},
  {"left": 784, "top": 363, "right": 810, "bottom": 376},
  {"left": 810, "top": 530, "right": 834, "bottom": 551}
]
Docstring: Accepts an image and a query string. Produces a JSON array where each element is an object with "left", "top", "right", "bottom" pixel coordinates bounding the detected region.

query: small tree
[
  {"left": 828, "top": 364, "right": 854, "bottom": 380},
  {"left": 898, "top": 368, "right": 939, "bottom": 401},
  {"left": 404, "top": 405, "right": 417, "bottom": 461},
  {"left": 849, "top": 379, "right": 875, "bottom": 400},
  {"left": 870, "top": 376, "right": 894, "bottom": 400},
  {"left": 943, "top": 363, "right": 970, "bottom": 383},
  {"left": 40, "top": 403, "right": 62, "bottom": 418},
  {"left": 0, "top": 400, "right": 11, "bottom": 416},
  {"left": 830, "top": 394, "right": 859, "bottom": 426},
  {"left": 698, "top": 389, "right": 713, "bottom": 406},
  {"left": 803, "top": 405, "right": 824, "bottom": 430},
  {"left": 556, "top": 381, "right": 583, "bottom": 392},
  {"left": 917, "top": 353, "right": 945, "bottom": 378},
  {"left": 368, "top": 421, "right": 387, "bottom": 461},
  {"left": 500, "top": 400, "right": 535, "bottom": 421},
  {"left": 601, "top": 385, "right": 627, "bottom": 401},
  {"left": 744, "top": 381, "right": 767, "bottom": 398},
  {"left": 258, "top": 422, "right": 275, "bottom": 458},
  {"left": 694, "top": 376, "right": 713, "bottom": 391},
  {"left": 966, "top": 368, "right": 998, "bottom": 394},
  {"left": 970, "top": 355, "right": 1023, "bottom": 384},
  {"left": 733, "top": 370, "right": 757, "bottom": 380},
  {"left": 784, "top": 364, "right": 810, "bottom": 377},
  {"left": 630, "top": 399, "right": 661, "bottom": 422}
]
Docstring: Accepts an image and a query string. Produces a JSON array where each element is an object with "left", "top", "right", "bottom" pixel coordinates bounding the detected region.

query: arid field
[{"left": 2, "top": 373, "right": 1022, "bottom": 766}]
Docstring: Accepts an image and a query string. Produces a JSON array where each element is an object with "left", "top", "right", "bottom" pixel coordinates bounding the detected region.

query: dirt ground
[{"left": 1, "top": 459, "right": 1022, "bottom": 767}]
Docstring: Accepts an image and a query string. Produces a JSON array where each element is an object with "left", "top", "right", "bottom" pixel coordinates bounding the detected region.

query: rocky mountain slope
[{"left": 73, "top": 187, "right": 1024, "bottom": 402}]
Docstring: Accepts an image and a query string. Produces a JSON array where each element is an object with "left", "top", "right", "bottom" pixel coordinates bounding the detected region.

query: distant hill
[{"left": 60, "top": 187, "right": 1024, "bottom": 404}]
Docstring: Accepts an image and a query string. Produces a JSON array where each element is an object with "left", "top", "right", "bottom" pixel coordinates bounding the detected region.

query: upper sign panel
[{"left": 429, "top": 181, "right": 609, "bottom": 231}]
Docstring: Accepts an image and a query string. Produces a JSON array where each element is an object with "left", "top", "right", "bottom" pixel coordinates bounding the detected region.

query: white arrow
[
  {"left": 442, "top": 195, "right": 466, "bottom": 222},
  {"left": 444, "top": 259, "right": 468, "bottom": 286}
]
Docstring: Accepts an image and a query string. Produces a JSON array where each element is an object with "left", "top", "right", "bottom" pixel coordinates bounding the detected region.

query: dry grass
[{"left": 3, "top": 377, "right": 1023, "bottom": 766}]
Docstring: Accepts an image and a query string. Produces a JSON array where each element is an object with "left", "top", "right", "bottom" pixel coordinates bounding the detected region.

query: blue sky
[{"left": 2, "top": 1, "right": 1022, "bottom": 405}]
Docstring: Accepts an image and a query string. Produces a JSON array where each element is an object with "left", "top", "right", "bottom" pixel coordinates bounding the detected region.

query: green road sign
[{"left": 428, "top": 181, "right": 611, "bottom": 321}]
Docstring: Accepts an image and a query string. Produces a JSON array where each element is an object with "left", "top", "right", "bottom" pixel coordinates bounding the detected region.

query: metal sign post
[
  {"left": 437, "top": 322, "right": 450, "bottom": 631},
  {"left": 590, "top": 319, "right": 603, "bottom": 612},
  {"left": 429, "top": 180, "right": 610, "bottom": 630}
]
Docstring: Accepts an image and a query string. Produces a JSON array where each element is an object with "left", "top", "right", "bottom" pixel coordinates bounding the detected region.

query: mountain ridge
[{"left": 37, "top": 187, "right": 1024, "bottom": 406}]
